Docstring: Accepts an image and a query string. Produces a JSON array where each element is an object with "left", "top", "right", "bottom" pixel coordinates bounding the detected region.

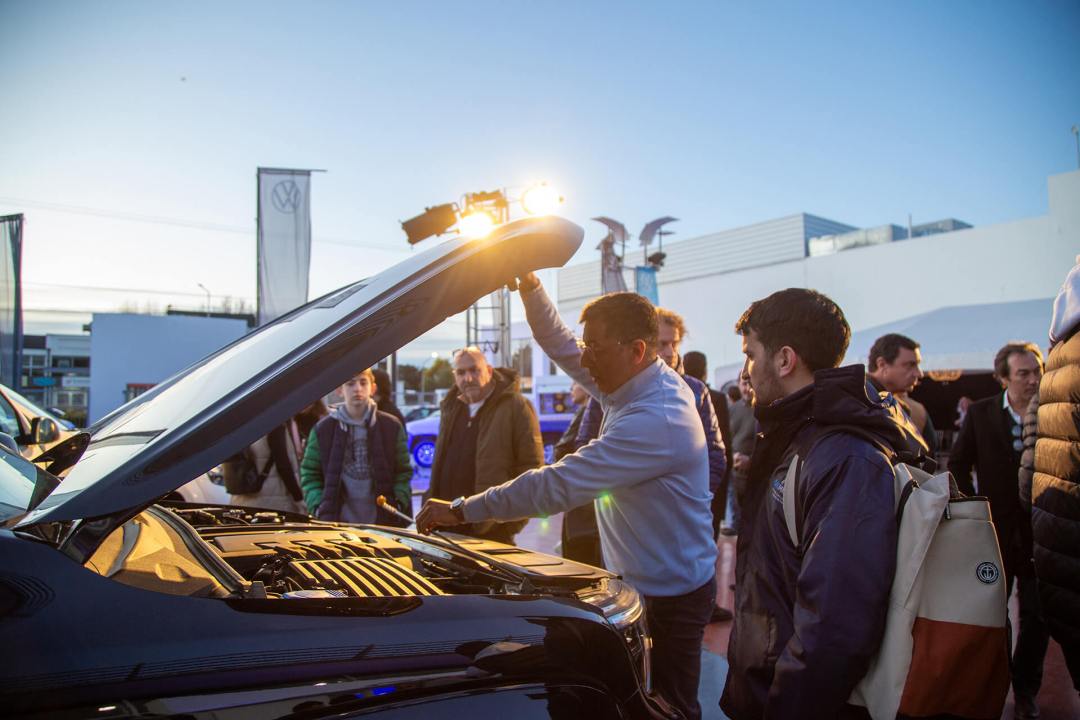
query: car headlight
[
  {"left": 578, "top": 578, "right": 652, "bottom": 693},
  {"left": 578, "top": 577, "right": 644, "bottom": 629}
]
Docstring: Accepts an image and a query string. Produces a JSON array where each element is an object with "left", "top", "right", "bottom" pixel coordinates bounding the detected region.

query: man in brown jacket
[{"left": 425, "top": 346, "right": 544, "bottom": 544}]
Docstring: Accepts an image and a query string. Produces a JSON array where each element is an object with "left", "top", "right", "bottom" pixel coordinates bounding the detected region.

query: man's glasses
[{"left": 575, "top": 337, "right": 627, "bottom": 357}]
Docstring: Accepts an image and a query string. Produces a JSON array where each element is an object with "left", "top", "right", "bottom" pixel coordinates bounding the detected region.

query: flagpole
[{"left": 255, "top": 168, "right": 262, "bottom": 326}]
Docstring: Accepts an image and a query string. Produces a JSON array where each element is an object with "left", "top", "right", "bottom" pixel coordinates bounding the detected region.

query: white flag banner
[{"left": 257, "top": 168, "right": 312, "bottom": 326}]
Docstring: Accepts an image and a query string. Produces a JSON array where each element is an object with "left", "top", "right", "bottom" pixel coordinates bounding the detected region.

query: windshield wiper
[{"left": 375, "top": 496, "right": 537, "bottom": 593}]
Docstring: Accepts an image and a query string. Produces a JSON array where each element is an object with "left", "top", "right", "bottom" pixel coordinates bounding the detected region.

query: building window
[
  {"left": 125, "top": 383, "right": 155, "bottom": 403},
  {"left": 57, "top": 391, "right": 87, "bottom": 408}
]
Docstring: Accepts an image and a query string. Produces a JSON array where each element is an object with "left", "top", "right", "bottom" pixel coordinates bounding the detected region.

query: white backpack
[{"left": 783, "top": 428, "right": 1010, "bottom": 720}]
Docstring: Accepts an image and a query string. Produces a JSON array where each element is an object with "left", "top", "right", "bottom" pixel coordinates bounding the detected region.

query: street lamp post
[{"left": 196, "top": 283, "right": 211, "bottom": 317}]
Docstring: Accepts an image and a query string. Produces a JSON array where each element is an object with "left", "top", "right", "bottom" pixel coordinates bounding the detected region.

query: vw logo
[
  {"left": 271, "top": 180, "right": 302, "bottom": 214},
  {"left": 976, "top": 561, "right": 1000, "bottom": 584}
]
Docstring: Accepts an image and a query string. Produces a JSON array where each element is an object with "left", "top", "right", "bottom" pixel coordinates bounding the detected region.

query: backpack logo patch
[{"left": 976, "top": 561, "right": 1000, "bottom": 584}]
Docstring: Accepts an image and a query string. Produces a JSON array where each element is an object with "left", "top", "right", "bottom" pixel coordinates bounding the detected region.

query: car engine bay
[{"left": 84, "top": 503, "right": 607, "bottom": 602}]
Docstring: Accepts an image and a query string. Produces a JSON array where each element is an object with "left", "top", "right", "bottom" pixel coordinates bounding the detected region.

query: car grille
[{"left": 291, "top": 557, "right": 444, "bottom": 597}]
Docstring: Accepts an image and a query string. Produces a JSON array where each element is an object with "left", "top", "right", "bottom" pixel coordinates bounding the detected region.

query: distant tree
[
  {"left": 124, "top": 301, "right": 163, "bottom": 314},
  {"left": 398, "top": 364, "right": 422, "bottom": 391},
  {"left": 423, "top": 358, "right": 454, "bottom": 390},
  {"left": 218, "top": 296, "right": 252, "bottom": 315}
]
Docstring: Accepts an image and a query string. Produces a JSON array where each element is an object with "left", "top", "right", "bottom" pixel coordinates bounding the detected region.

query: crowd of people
[{"left": 228, "top": 259, "right": 1080, "bottom": 720}]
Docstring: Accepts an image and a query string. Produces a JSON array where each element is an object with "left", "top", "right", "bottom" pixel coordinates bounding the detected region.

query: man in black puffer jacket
[
  {"left": 1020, "top": 260, "right": 1080, "bottom": 691},
  {"left": 721, "top": 288, "right": 923, "bottom": 720}
]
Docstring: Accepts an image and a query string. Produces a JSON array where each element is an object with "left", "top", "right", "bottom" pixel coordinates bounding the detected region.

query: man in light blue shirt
[{"left": 418, "top": 273, "right": 717, "bottom": 719}]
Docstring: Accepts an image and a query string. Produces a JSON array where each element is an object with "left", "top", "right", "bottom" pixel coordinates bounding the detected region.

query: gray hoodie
[{"left": 328, "top": 400, "right": 378, "bottom": 524}]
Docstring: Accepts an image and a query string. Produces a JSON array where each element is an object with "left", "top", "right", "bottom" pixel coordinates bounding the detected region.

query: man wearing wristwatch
[{"left": 418, "top": 273, "right": 717, "bottom": 720}]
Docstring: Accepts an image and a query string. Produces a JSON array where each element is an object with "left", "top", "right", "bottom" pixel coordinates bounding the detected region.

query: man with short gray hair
[{"left": 425, "top": 346, "right": 543, "bottom": 545}]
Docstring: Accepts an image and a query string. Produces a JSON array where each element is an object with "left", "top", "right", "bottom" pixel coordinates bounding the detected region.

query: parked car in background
[
  {"left": 0, "top": 382, "right": 82, "bottom": 462},
  {"left": 2, "top": 217, "right": 673, "bottom": 718},
  {"left": 402, "top": 404, "right": 439, "bottom": 423},
  {"left": 407, "top": 410, "right": 572, "bottom": 474},
  {"left": 171, "top": 466, "right": 231, "bottom": 505}
]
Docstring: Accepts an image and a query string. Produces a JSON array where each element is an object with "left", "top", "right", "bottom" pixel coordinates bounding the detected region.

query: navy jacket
[
  {"left": 683, "top": 373, "right": 727, "bottom": 491},
  {"left": 721, "top": 365, "right": 914, "bottom": 720}
]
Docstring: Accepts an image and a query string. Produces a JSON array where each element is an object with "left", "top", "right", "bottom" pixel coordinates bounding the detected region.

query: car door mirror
[
  {"left": 0, "top": 432, "right": 18, "bottom": 454},
  {"left": 31, "top": 417, "right": 60, "bottom": 445}
]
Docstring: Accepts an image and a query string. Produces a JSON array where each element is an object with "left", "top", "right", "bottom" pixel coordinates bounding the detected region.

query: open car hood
[{"left": 18, "top": 216, "right": 583, "bottom": 527}]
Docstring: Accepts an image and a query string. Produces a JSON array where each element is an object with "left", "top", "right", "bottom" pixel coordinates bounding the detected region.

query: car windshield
[{"left": 0, "top": 448, "right": 60, "bottom": 523}]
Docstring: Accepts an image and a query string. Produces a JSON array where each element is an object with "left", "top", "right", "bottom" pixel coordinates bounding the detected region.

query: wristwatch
[{"left": 449, "top": 496, "right": 467, "bottom": 523}]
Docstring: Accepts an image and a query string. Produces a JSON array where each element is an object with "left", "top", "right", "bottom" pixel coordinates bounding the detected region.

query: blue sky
[{"left": 2, "top": 1, "right": 1078, "bottom": 363}]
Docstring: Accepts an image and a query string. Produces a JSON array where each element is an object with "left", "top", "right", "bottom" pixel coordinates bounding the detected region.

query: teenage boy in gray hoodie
[{"left": 300, "top": 368, "right": 412, "bottom": 525}]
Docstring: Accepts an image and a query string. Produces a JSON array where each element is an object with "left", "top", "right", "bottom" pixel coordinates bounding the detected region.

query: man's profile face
[
  {"left": 741, "top": 330, "right": 781, "bottom": 408},
  {"left": 876, "top": 346, "right": 923, "bottom": 394},
  {"left": 580, "top": 319, "right": 638, "bottom": 394},
  {"left": 1002, "top": 351, "right": 1042, "bottom": 406},
  {"left": 738, "top": 373, "right": 754, "bottom": 404},
  {"left": 341, "top": 373, "right": 374, "bottom": 411},
  {"left": 658, "top": 322, "right": 681, "bottom": 370},
  {"left": 453, "top": 351, "right": 494, "bottom": 403}
]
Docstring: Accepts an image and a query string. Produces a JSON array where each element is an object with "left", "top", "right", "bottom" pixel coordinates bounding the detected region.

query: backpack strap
[
  {"left": 782, "top": 425, "right": 901, "bottom": 547},
  {"left": 256, "top": 454, "right": 275, "bottom": 482}
]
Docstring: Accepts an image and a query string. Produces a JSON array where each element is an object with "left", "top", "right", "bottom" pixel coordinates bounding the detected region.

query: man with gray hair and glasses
[{"left": 419, "top": 274, "right": 716, "bottom": 720}]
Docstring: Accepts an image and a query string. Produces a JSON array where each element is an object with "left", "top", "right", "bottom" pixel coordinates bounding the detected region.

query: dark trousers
[
  {"left": 711, "top": 472, "right": 731, "bottom": 537},
  {"left": 644, "top": 576, "right": 716, "bottom": 720},
  {"left": 1007, "top": 569, "right": 1050, "bottom": 699}
]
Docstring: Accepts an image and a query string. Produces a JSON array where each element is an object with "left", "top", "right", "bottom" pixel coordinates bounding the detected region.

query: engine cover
[{"left": 289, "top": 557, "right": 445, "bottom": 597}]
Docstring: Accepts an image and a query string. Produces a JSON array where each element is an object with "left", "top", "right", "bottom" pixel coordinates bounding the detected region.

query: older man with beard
[{"left": 424, "top": 346, "right": 544, "bottom": 545}]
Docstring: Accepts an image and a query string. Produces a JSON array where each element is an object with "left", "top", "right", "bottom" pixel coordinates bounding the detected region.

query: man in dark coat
[
  {"left": 721, "top": 288, "right": 918, "bottom": 720},
  {"left": 683, "top": 350, "right": 735, "bottom": 536},
  {"left": 949, "top": 341, "right": 1048, "bottom": 717},
  {"left": 425, "top": 347, "right": 544, "bottom": 544},
  {"left": 1020, "top": 260, "right": 1080, "bottom": 691},
  {"left": 655, "top": 309, "right": 727, "bottom": 522}
]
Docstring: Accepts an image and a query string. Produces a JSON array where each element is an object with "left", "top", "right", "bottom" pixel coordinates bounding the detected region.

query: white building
[{"left": 557, "top": 170, "right": 1079, "bottom": 383}]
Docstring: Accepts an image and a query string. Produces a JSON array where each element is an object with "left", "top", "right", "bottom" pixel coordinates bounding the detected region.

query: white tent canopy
[
  {"left": 844, "top": 298, "right": 1053, "bottom": 372},
  {"left": 712, "top": 297, "right": 1054, "bottom": 384}
]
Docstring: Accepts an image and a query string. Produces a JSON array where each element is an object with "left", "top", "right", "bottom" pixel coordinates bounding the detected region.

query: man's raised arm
[{"left": 517, "top": 274, "right": 600, "bottom": 399}]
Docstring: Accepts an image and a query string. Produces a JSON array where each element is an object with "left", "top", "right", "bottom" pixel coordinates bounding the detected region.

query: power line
[
  {"left": 0, "top": 196, "right": 411, "bottom": 253},
  {"left": 24, "top": 281, "right": 240, "bottom": 298}
]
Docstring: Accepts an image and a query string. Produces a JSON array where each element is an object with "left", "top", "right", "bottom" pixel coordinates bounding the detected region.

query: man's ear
[
  {"left": 631, "top": 339, "right": 648, "bottom": 364},
  {"left": 775, "top": 346, "right": 799, "bottom": 378}
]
